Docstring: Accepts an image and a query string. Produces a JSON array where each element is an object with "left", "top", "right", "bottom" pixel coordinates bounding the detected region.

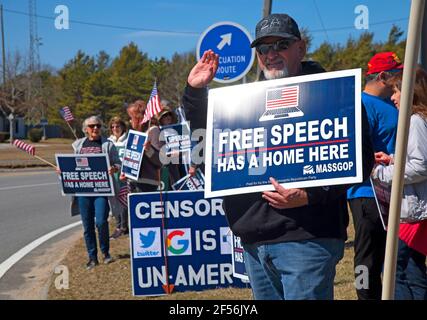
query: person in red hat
[{"left": 347, "top": 51, "right": 403, "bottom": 300}]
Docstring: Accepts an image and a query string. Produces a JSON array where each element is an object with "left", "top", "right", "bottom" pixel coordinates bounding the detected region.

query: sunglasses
[
  {"left": 87, "top": 124, "right": 101, "bottom": 129},
  {"left": 256, "top": 39, "right": 296, "bottom": 55}
]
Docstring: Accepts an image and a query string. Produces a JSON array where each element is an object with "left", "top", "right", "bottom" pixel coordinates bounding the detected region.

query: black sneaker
[
  {"left": 103, "top": 254, "right": 113, "bottom": 264},
  {"left": 110, "top": 229, "right": 123, "bottom": 240},
  {"left": 86, "top": 259, "right": 99, "bottom": 270}
]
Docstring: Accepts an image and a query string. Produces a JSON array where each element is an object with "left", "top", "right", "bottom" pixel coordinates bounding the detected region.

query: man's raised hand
[{"left": 187, "top": 50, "right": 219, "bottom": 88}]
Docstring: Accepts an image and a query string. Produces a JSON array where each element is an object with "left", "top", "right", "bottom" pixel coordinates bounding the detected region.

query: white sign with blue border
[
  {"left": 231, "top": 233, "right": 249, "bottom": 282},
  {"left": 121, "top": 129, "right": 147, "bottom": 181},
  {"left": 205, "top": 69, "right": 363, "bottom": 198},
  {"left": 171, "top": 168, "right": 205, "bottom": 191},
  {"left": 159, "top": 122, "right": 191, "bottom": 156},
  {"left": 197, "top": 21, "right": 255, "bottom": 83},
  {"left": 128, "top": 190, "right": 247, "bottom": 296},
  {"left": 56, "top": 153, "right": 114, "bottom": 196}
]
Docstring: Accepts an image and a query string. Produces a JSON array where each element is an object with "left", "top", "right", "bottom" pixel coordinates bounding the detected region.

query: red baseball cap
[{"left": 366, "top": 52, "right": 403, "bottom": 75}]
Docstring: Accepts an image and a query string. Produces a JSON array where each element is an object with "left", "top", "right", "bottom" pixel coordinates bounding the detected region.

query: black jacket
[{"left": 182, "top": 61, "right": 374, "bottom": 245}]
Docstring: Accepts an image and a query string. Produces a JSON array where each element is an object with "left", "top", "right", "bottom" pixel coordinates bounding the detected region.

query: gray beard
[{"left": 263, "top": 67, "right": 289, "bottom": 80}]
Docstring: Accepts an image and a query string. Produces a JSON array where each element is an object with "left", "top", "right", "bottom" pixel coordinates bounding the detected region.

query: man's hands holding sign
[{"left": 263, "top": 178, "right": 308, "bottom": 209}]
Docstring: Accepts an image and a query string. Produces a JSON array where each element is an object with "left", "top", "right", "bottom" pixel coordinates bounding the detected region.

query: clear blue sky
[{"left": 3, "top": 0, "right": 411, "bottom": 69}]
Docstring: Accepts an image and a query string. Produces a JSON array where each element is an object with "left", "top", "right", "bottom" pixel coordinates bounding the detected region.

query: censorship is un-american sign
[{"left": 205, "top": 69, "right": 363, "bottom": 198}]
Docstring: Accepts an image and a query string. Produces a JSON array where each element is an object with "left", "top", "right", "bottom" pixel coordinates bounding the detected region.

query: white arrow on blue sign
[{"left": 197, "top": 21, "right": 255, "bottom": 84}]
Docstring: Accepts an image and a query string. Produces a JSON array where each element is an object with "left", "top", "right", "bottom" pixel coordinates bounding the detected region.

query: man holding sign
[{"left": 183, "top": 13, "right": 374, "bottom": 300}]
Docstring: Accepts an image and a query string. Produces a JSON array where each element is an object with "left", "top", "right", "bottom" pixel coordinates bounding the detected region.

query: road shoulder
[{"left": 0, "top": 227, "right": 82, "bottom": 300}]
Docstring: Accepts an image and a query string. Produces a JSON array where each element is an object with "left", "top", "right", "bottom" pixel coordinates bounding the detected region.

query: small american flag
[
  {"left": 118, "top": 183, "right": 130, "bottom": 207},
  {"left": 266, "top": 85, "right": 299, "bottom": 109},
  {"left": 60, "top": 106, "right": 74, "bottom": 122},
  {"left": 142, "top": 82, "right": 162, "bottom": 124},
  {"left": 13, "top": 139, "right": 35, "bottom": 156}
]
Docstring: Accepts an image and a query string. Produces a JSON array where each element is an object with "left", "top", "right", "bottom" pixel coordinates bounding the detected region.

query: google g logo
[{"left": 166, "top": 229, "right": 192, "bottom": 256}]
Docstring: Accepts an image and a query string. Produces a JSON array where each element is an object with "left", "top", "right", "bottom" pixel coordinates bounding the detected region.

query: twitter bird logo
[{"left": 139, "top": 231, "right": 156, "bottom": 248}]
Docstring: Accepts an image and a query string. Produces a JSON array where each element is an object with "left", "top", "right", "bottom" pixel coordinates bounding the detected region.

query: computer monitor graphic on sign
[{"left": 259, "top": 85, "right": 304, "bottom": 122}]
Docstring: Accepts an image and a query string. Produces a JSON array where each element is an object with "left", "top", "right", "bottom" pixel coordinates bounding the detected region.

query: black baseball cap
[{"left": 251, "top": 13, "right": 301, "bottom": 48}]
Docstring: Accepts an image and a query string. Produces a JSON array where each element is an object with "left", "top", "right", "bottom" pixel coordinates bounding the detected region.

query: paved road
[{"left": 0, "top": 169, "right": 80, "bottom": 267}]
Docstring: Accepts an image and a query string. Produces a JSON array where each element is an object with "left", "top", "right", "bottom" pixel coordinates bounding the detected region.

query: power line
[
  {"left": 4, "top": 7, "right": 408, "bottom": 36},
  {"left": 310, "top": 18, "right": 409, "bottom": 33},
  {"left": 312, "top": 0, "right": 329, "bottom": 41},
  {"left": 4, "top": 8, "right": 199, "bottom": 36}
]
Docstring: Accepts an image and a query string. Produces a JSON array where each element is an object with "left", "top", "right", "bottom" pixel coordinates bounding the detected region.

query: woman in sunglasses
[{"left": 71, "top": 115, "right": 121, "bottom": 270}]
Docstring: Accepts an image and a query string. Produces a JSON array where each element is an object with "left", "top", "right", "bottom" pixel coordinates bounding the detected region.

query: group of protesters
[
  {"left": 57, "top": 11, "right": 427, "bottom": 300},
  {"left": 64, "top": 98, "right": 185, "bottom": 270}
]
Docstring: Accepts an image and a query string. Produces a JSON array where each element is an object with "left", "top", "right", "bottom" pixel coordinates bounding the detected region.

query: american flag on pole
[
  {"left": 118, "top": 182, "right": 130, "bottom": 207},
  {"left": 142, "top": 82, "right": 162, "bottom": 124},
  {"left": 266, "top": 85, "right": 299, "bottom": 109},
  {"left": 60, "top": 106, "right": 74, "bottom": 122},
  {"left": 13, "top": 139, "right": 35, "bottom": 156}
]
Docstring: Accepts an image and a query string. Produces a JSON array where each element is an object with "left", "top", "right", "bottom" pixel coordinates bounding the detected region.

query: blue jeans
[
  {"left": 243, "top": 238, "right": 345, "bottom": 300},
  {"left": 78, "top": 196, "right": 110, "bottom": 261},
  {"left": 395, "top": 239, "right": 427, "bottom": 300}
]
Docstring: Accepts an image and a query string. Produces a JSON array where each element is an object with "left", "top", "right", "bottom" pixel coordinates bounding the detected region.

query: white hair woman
[{"left": 72, "top": 115, "right": 121, "bottom": 269}]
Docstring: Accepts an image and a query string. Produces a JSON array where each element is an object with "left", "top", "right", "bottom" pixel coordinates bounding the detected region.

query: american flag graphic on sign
[
  {"left": 60, "top": 106, "right": 74, "bottom": 122},
  {"left": 265, "top": 85, "right": 299, "bottom": 109},
  {"left": 75, "top": 157, "right": 89, "bottom": 167},
  {"left": 142, "top": 82, "right": 162, "bottom": 124},
  {"left": 13, "top": 139, "right": 35, "bottom": 156},
  {"left": 118, "top": 182, "right": 130, "bottom": 207}
]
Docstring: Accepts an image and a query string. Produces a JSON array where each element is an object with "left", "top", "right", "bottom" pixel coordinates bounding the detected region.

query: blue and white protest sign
[
  {"left": 231, "top": 234, "right": 249, "bottom": 282},
  {"left": 56, "top": 154, "right": 114, "bottom": 196},
  {"left": 159, "top": 123, "right": 191, "bottom": 156},
  {"left": 129, "top": 191, "right": 247, "bottom": 296},
  {"left": 121, "top": 129, "right": 147, "bottom": 181},
  {"left": 197, "top": 21, "right": 255, "bottom": 83},
  {"left": 205, "top": 69, "right": 363, "bottom": 198},
  {"left": 172, "top": 168, "right": 205, "bottom": 191}
]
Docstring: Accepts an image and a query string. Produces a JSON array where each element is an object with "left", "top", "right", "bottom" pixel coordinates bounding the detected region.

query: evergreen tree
[
  {"left": 109, "top": 43, "right": 152, "bottom": 108},
  {"left": 57, "top": 50, "right": 95, "bottom": 124}
]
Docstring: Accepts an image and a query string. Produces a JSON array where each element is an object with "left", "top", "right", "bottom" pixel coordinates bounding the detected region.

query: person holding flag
[{"left": 123, "top": 96, "right": 162, "bottom": 193}]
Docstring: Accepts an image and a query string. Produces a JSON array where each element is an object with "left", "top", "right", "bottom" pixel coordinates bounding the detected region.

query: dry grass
[
  {"left": 48, "top": 220, "right": 253, "bottom": 300},
  {"left": 0, "top": 139, "right": 74, "bottom": 168},
  {"left": 48, "top": 216, "right": 357, "bottom": 300}
]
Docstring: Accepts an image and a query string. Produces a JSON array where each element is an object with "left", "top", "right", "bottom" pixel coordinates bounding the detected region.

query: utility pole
[
  {"left": 421, "top": 5, "right": 427, "bottom": 69},
  {"left": 28, "top": 0, "right": 45, "bottom": 138},
  {"left": 29, "top": 0, "right": 41, "bottom": 74},
  {"left": 256, "top": 0, "right": 273, "bottom": 80},
  {"left": 263, "top": 0, "right": 273, "bottom": 18},
  {"left": 1, "top": 5, "right": 6, "bottom": 85}
]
